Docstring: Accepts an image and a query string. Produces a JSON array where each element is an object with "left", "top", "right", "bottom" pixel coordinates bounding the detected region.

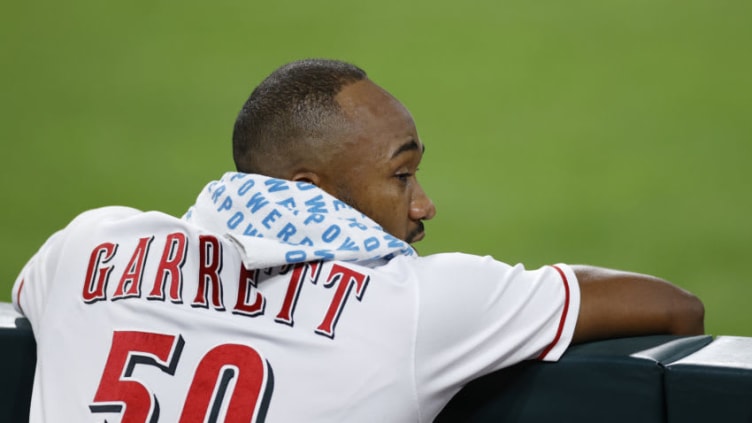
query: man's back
[{"left": 14, "top": 204, "right": 577, "bottom": 422}]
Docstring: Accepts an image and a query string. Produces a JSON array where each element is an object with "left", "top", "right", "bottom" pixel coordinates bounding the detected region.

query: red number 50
[{"left": 90, "top": 330, "right": 274, "bottom": 422}]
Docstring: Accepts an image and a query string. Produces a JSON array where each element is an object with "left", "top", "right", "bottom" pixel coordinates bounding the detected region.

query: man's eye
[
  {"left": 395, "top": 167, "right": 419, "bottom": 183},
  {"left": 396, "top": 173, "right": 411, "bottom": 182}
]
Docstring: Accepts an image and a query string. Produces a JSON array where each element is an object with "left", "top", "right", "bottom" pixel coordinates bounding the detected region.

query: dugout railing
[{"left": 2, "top": 302, "right": 751, "bottom": 422}]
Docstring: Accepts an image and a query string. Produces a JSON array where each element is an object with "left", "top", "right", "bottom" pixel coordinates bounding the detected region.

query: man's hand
[{"left": 571, "top": 265, "right": 705, "bottom": 344}]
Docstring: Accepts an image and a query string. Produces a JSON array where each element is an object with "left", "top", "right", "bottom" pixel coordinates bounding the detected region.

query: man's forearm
[{"left": 571, "top": 265, "right": 705, "bottom": 344}]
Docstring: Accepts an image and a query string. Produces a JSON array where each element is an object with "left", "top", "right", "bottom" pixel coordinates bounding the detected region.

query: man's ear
[{"left": 290, "top": 171, "right": 321, "bottom": 187}]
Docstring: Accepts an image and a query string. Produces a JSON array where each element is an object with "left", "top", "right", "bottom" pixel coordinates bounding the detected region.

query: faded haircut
[{"left": 232, "top": 59, "right": 367, "bottom": 175}]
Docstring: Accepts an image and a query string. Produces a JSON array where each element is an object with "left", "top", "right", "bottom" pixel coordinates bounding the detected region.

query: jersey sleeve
[{"left": 412, "top": 253, "right": 580, "bottom": 399}]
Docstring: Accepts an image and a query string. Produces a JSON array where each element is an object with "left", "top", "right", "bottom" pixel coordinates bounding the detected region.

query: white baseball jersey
[{"left": 13, "top": 174, "right": 580, "bottom": 422}]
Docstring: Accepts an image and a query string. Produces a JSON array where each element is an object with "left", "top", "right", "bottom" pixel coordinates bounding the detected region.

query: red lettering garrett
[{"left": 81, "top": 232, "right": 369, "bottom": 339}]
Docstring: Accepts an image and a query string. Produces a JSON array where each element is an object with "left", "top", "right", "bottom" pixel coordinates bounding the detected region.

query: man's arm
[{"left": 571, "top": 265, "right": 705, "bottom": 344}]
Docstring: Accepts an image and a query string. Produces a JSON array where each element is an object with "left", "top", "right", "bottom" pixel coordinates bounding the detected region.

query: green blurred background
[{"left": 1, "top": 0, "right": 750, "bottom": 335}]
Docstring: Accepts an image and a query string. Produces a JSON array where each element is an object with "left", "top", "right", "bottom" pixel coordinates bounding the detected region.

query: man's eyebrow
[{"left": 391, "top": 139, "right": 425, "bottom": 159}]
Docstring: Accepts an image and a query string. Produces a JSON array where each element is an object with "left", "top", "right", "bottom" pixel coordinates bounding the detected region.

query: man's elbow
[{"left": 671, "top": 292, "right": 705, "bottom": 335}]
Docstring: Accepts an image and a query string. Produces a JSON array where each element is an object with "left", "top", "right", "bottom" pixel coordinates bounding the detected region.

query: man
[{"left": 13, "top": 59, "right": 704, "bottom": 422}]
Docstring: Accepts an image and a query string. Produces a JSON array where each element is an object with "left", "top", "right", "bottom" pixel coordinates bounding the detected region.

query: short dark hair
[{"left": 232, "top": 59, "right": 367, "bottom": 175}]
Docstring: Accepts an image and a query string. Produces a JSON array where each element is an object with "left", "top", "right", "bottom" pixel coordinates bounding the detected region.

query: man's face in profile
[{"left": 316, "top": 79, "right": 436, "bottom": 244}]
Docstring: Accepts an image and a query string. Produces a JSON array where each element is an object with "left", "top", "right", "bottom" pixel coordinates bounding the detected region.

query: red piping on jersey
[
  {"left": 536, "top": 265, "right": 571, "bottom": 360},
  {"left": 16, "top": 278, "right": 26, "bottom": 315}
]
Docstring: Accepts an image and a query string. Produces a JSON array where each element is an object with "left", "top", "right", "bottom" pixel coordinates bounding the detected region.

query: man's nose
[{"left": 410, "top": 184, "right": 437, "bottom": 221}]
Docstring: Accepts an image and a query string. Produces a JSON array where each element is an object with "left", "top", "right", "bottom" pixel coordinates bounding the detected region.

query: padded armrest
[
  {"left": 0, "top": 303, "right": 36, "bottom": 423},
  {"left": 665, "top": 336, "right": 752, "bottom": 423},
  {"left": 436, "top": 335, "right": 712, "bottom": 423}
]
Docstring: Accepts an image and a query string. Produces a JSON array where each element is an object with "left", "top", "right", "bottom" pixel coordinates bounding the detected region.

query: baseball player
[{"left": 12, "top": 59, "right": 704, "bottom": 422}]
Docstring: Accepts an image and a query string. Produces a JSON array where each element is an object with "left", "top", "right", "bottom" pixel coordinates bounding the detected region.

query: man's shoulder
[
  {"left": 60, "top": 206, "right": 193, "bottom": 240},
  {"left": 391, "top": 251, "right": 497, "bottom": 266},
  {"left": 68, "top": 206, "right": 180, "bottom": 226},
  {"left": 69, "top": 205, "right": 143, "bottom": 221},
  {"left": 379, "top": 252, "right": 502, "bottom": 277}
]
